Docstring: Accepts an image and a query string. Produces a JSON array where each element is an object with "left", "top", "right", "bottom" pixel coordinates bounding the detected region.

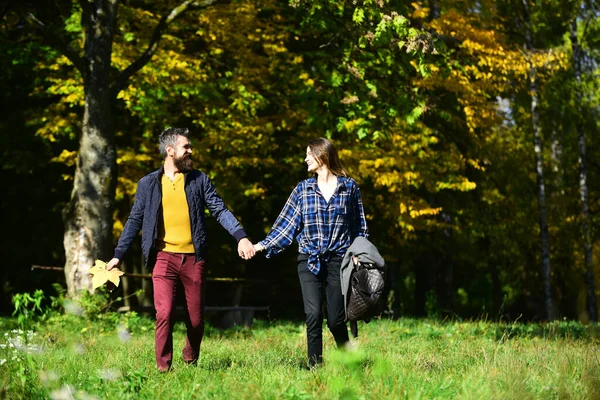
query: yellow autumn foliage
[
  {"left": 416, "top": 8, "right": 569, "bottom": 136},
  {"left": 89, "top": 260, "right": 124, "bottom": 290},
  {"left": 51, "top": 150, "right": 77, "bottom": 166},
  {"left": 340, "top": 116, "right": 477, "bottom": 242}
]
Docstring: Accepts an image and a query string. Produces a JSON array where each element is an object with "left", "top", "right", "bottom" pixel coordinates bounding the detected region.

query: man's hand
[
  {"left": 107, "top": 258, "right": 121, "bottom": 270},
  {"left": 238, "top": 238, "right": 256, "bottom": 260}
]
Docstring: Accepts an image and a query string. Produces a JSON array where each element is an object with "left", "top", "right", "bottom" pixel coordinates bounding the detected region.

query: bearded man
[{"left": 107, "top": 127, "right": 255, "bottom": 371}]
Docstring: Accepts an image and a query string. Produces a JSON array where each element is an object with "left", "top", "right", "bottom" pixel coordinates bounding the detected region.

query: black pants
[{"left": 297, "top": 254, "right": 349, "bottom": 366}]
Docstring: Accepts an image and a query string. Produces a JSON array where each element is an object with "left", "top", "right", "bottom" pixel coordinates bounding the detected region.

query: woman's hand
[{"left": 254, "top": 243, "right": 265, "bottom": 252}]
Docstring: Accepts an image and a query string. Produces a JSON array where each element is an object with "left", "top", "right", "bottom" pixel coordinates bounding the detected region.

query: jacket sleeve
[
  {"left": 202, "top": 175, "right": 247, "bottom": 242},
  {"left": 113, "top": 177, "right": 147, "bottom": 260},
  {"left": 258, "top": 185, "right": 302, "bottom": 257},
  {"left": 350, "top": 182, "right": 369, "bottom": 240}
]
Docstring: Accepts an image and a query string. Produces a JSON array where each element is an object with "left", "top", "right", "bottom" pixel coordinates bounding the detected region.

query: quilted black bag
[{"left": 347, "top": 261, "right": 385, "bottom": 322}]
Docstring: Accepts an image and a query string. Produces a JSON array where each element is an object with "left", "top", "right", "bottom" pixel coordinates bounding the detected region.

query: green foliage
[
  {"left": 289, "top": 0, "right": 446, "bottom": 139},
  {"left": 76, "top": 287, "right": 113, "bottom": 317},
  {"left": 1, "top": 0, "right": 600, "bottom": 322},
  {"left": 48, "top": 283, "right": 67, "bottom": 312},
  {"left": 73, "top": 287, "right": 148, "bottom": 332},
  {"left": 12, "top": 290, "right": 45, "bottom": 334},
  {"left": 121, "top": 369, "right": 148, "bottom": 396},
  {"left": 1, "top": 317, "right": 599, "bottom": 399},
  {"left": 10, "top": 284, "right": 68, "bottom": 333},
  {"left": 0, "top": 324, "right": 45, "bottom": 399}
]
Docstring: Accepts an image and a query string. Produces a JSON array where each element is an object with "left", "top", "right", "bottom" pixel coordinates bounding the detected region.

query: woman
[{"left": 254, "top": 137, "right": 369, "bottom": 367}]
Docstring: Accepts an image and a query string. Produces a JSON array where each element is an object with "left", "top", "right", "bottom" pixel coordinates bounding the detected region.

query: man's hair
[
  {"left": 158, "top": 127, "right": 190, "bottom": 158},
  {"left": 308, "top": 137, "right": 348, "bottom": 177}
]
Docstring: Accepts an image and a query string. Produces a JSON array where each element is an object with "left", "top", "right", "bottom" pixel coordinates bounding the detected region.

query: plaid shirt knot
[{"left": 259, "top": 176, "right": 369, "bottom": 274}]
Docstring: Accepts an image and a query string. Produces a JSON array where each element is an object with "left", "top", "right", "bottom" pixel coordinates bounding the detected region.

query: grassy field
[{"left": 1, "top": 313, "right": 599, "bottom": 399}]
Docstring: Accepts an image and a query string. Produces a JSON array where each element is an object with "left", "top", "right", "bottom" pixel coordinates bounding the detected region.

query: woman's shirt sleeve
[{"left": 258, "top": 185, "right": 303, "bottom": 257}]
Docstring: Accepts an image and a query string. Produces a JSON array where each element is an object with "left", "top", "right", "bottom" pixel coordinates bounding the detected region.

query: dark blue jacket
[{"left": 113, "top": 167, "right": 247, "bottom": 268}]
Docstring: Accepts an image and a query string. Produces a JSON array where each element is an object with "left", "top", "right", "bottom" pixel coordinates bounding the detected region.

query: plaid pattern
[{"left": 259, "top": 176, "right": 369, "bottom": 274}]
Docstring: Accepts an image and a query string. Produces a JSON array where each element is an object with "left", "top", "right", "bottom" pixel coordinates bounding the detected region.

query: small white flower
[
  {"left": 76, "top": 392, "right": 98, "bottom": 400},
  {"left": 50, "top": 385, "right": 76, "bottom": 400},
  {"left": 73, "top": 343, "right": 85, "bottom": 355},
  {"left": 64, "top": 300, "right": 84, "bottom": 316},
  {"left": 39, "top": 370, "right": 59, "bottom": 384},
  {"left": 26, "top": 344, "right": 44, "bottom": 354},
  {"left": 98, "top": 369, "right": 120, "bottom": 381},
  {"left": 0, "top": 358, "right": 6, "bottom": 366},
  {"left": 117, "top": 325, "right": 131, "bottom": 343}
]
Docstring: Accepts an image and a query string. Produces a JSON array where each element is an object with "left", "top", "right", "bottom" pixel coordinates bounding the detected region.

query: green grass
[{"left": 1, "top": 314, "right": 599, "bottom": 399}]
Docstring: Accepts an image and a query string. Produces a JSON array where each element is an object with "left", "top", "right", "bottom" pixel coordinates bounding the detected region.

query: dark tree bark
[
  {"left": 61, "top": 0, "right": 118, "bottom": 296},
  {"left": 441, "top": 214, "right": 454, "bottom": 313},
  {"left": 525, "top": 40, "right": 553, "bottom": 320},
  {"left": 429, "top": 0, "right": 440, "bottom": 20},
  {"left": 491, "top": 261, "right": 503, "bottom": 318},
  {"left": 570, "top": 19, "right": 597, "bottom": 322},
  {"left": 22, "top": 0, "right": 219, "bottom": 295},
  {"left": 414, "top": 248, "right": 438, "bottom": 316}
]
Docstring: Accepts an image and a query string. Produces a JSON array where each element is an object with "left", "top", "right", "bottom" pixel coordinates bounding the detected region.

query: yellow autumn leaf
[{"left": 89, "top": 260, "right": 124, "bottom": 290}]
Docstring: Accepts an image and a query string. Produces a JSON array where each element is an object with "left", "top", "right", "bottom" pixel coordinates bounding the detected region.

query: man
[{"left": 107, "top": 127, "right": 255, "bottom": 372}]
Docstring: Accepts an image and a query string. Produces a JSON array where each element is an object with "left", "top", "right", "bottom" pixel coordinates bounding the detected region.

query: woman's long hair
[{"left": 308, "top": 138, "right": 348, "bottom": 177}]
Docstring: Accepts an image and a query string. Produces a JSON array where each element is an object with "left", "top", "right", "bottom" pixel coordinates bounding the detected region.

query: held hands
[
  {"left": 237, "top": 239, "right": 266, "bottom": 260},
  {"left": 238, "top": 238, "right": 256, "bottom": 260}
]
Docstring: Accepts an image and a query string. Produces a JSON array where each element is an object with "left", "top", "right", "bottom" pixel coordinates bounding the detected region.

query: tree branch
[
  {"left": 110, "top": 0, "right": 219, "bottom": 98},
  {"left": 23, "top": 11, "right": 85, "bottom": 74}
]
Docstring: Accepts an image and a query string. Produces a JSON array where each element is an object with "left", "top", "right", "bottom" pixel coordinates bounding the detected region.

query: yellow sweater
[{"left": 155, "top": 173, "right": 195, "bottom": 253}]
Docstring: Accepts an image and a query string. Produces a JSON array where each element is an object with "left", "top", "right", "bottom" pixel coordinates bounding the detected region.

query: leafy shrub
[{"left": 12, "top": 290, "right": 45, "bottom": 334}]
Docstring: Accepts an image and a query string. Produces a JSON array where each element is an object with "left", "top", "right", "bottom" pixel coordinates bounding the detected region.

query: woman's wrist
[{"left": 254, "top": 242, "right": 265, "bottom": 252}]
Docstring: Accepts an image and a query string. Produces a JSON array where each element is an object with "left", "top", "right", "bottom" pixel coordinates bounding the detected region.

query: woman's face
[{"left": 305, "top": 146, "right": 319, "bottom": 172}]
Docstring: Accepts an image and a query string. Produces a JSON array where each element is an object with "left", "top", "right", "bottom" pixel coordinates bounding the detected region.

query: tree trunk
[
  {"left": 570, "top": 20, "right": 597, "bottom": 322},
  {"left": 58, "top": 0, "right": 218, "bottom": 296},
  {"left": 441, "top": 213, "right": 454, "bottom": 313},
  {"left": 491, "top": 260, "right": 502, "bottom": 318},
  {"left": 63, "top": 1, "right": 118, "bottom": 296},
  {"left": 527, "top": 49, "right": 553, "bottom": 321},
  {"left": 428, "top": 0, "right": 440, "bottom": 20}
]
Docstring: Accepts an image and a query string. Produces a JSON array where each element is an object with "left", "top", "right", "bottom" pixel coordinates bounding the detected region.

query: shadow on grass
[
  {"left": 199, "top": 356, "right": 234, "bottom": 371},
  {"left": 393, "top": 317, "right": 600, "bottom": 342},
  {"left": 197, "top": 354, "right": 309, "bottom": 371},
  {"left": 491, "top": 321, "right": 600, "bottom": 341},
  {"left": 177, "top": 319, "right": 305, "bottom": 339}
]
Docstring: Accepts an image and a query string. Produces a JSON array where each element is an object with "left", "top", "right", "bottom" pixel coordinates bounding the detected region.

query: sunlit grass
[{"left": 1, "top": 316, "right": 599, "bottom": 399}]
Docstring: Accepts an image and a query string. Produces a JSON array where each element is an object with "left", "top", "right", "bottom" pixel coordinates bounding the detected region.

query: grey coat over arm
[{"left": 340, "top": 236, "right": 385, "bottom": 317}]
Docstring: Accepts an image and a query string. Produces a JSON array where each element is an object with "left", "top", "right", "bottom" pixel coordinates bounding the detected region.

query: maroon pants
[{"left": 152, "top": 251, "right": 206, "bottom": 371}]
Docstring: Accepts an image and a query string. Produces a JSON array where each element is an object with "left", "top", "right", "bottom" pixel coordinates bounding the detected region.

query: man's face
[{"left": 169, "top": 135, "right": 193, "bottom": 172}]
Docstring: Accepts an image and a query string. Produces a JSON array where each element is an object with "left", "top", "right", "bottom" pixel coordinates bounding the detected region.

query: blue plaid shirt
[{"left": 258, "top": 176, "right": 369, "bottom": 274}]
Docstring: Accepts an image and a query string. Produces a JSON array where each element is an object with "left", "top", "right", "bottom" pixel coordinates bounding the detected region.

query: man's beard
[{"left": 174, "top": 154, "right": 193, "bottom": 172}]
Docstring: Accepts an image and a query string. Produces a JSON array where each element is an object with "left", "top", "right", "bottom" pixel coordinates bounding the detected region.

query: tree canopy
[{"left": 1, "top": 0, "right": 599, "bottom": 321}]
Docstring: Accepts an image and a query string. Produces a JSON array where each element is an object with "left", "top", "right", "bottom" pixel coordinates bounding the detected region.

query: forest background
[{"left": 1, "top": 0, "right": 599, "bottom": 323}]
